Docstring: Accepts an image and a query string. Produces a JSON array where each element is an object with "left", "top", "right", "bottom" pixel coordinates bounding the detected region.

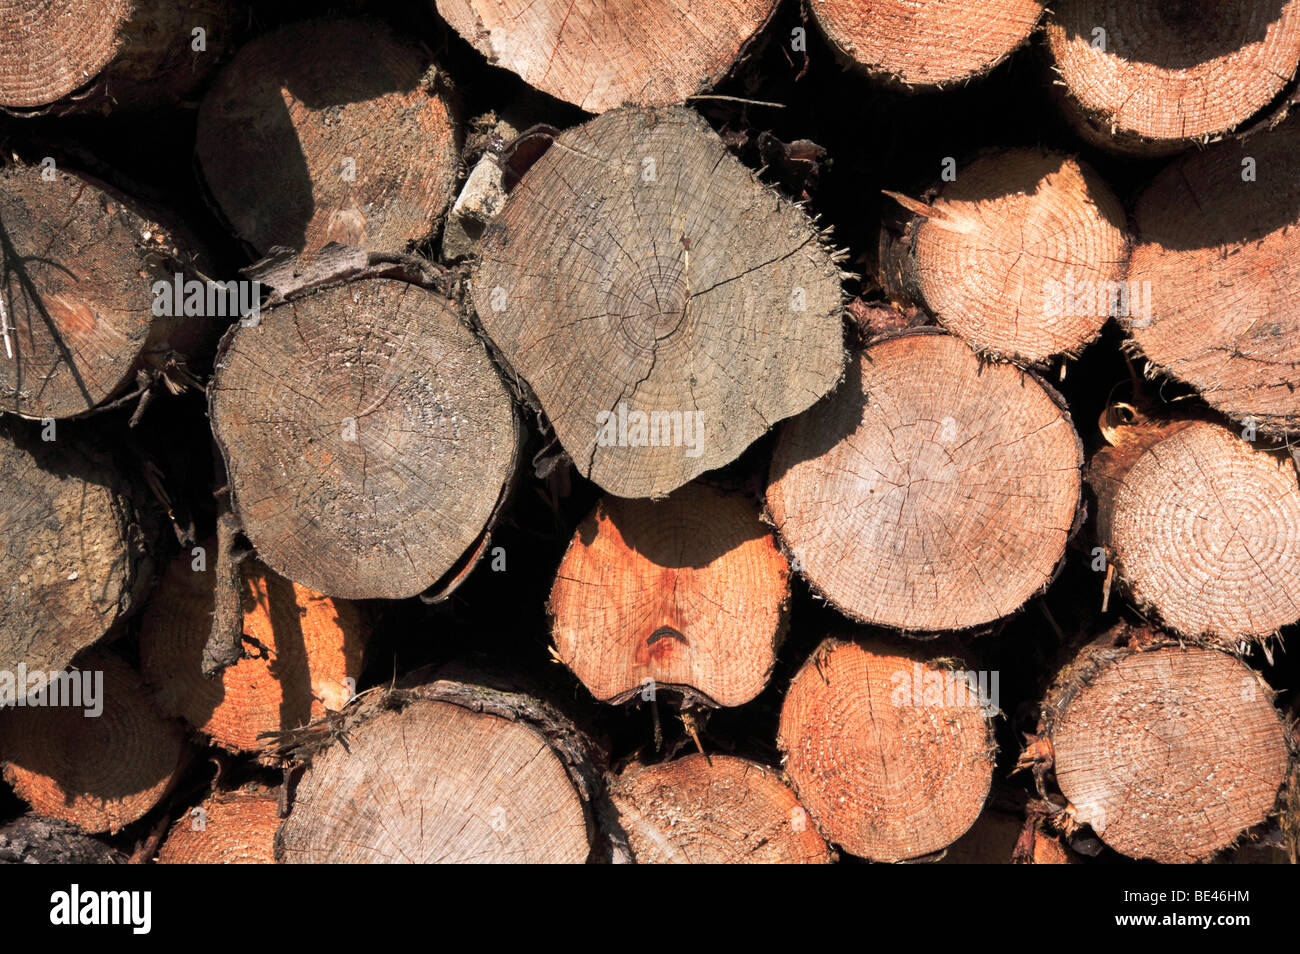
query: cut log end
[
  {"left": 550, "top": 483, "right": 789, "bottom": 707},
  {"left": 1089, "top": 419, "right": 1300, "bottom": 641},
  {"left": 139, "top": 545, "right": 368, "bottom": 752},
  {"left": 1127, "top": 119, "right": 1300, "bottom": 433},
  {"left": 0, "top": 651, "right": 186, "bottom": 834},
  {"left": 1046, "top": 0, "right": 1300, "bottom": 151},
  {"left": 474, "top": 105, "right": 845, "bottom": 499},
  {"left": 1047, "top": 637, "right": 1289, "bottom": 863},
  {"left": 157, "top": 786, "right": 280, "bottom": 864},
  {"left": 0, "top": 425, "right": 155, "bottom": 682},
  {"left": 0, "top": 163, "right": 200, "bottom": 419},
  {"left": 767, "top": 331, "right": 1082, "bottom": 632},
  {"left": 0, "top": 0, "right": 127, "bottom": 107},
  {"left": 209, "top": 278, "right": 519, "bottom": 600},
  {"left": 196, "top": 19, "right": 461, "bottom": 256},
  {"left": 610, "top": 754, "right": 831, "bottom": 863},
  {"left": 0, "top": 0, "right": 231, "bottom": 113},
  {"left": 435, "top": 0, "right": 776, "bottom": 113},
  {"left": 883, "top": 149, "right": 1127, "bottom": 364},
  {"left": 277, "top": 693, "right": 592, "bottom": 863},
  {"left": 778, "top": 638, "right": 996, "bottom": 861},
  {"left": 812, "top": 0, "right": 1044, "bottom": 86}
]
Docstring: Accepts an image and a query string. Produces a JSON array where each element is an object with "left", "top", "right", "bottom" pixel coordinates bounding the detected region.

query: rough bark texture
[
  {"left": 201, "top": 487, "right": 245, "bottom": 677},
  {"left": 156, "top": 785, "right": 279, "bottom": 864},
  {"left": 434, "top": 0, "right": 777, "bottom": 113},
  {"left": 0, "top": 651, "right": 187, "bottom": 834},
  {"left": 0, "top": 422, "right": 157, "bottom": 685},
  {"left": 209, "top": 277, "right": 520, "bottom": 600},
  {"left": 549, "top": 483, "right": 789, "bottom": 707},
  {"left": 0, "top": 0, "right": 233, "bottom": 114},
  {"left": 276, "top": 677, "right": 604, "bottom": 863},
  {"left": 0, "top": 813, "right": 125, "bottom": 864},
  {"left": 474, "top": 106, "right": 846, "bottom": 499},
  {"left": 810, "top": 0, "right": 1044, "bottom": 87},
  {"left": 767, "top": 330, "right": 1083, "bottom": 632},
  {"left": 1037, "top": 624, "right": 1290, "bottom": 863},
  {"left": 1088, "top": 418, "right": 1300, "bottom": 641},
  {"left": 609, "top": 753, "right": 831, "bottom": 863},
  {"left": 880, "top": 148, "right": 1128, "bottom": 364},
  {"left": 139, "top": 544, "right": 368, "bottom": 753},
  {"left": 0, "top": 161, "right": 210, "bottom": 420},
  {"left": 1045, "top": 0, "right": 1300, "bottom": 154},
  {"left": 1126, "top": 117, "right": 1300, "bottom": 434},
  {"left": 196, "top": 18, "right": 461, "bottom": 257},
  {"left": 777, "top": 637, "right": 996, "bottom": 861}
]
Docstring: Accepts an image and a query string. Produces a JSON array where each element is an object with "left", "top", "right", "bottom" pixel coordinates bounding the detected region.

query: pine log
[
  {"left": 474, "top": 106, "right": 845, "bottom": 499},
  {"left": 608, "top": 753, "right": 831, "bottom": 863},
  {"left": 549, "top": 483, "right": 789, "bottom": 707},
  {"left": 0, "top": 423, "right": 157, "bottom": 684},
  {"left": 1037, "top": 624, "right": 1290, "bottom": 863},
  {"left": 156, "top": 785, "right": 279, "bottom": 864},
  {"left": 195, "top": 19, "right": 461, "bottom": 257},
  {"left": 767, "top": 330, "right": 1082, "bottom": 632},
  {"left": 1088, "top": 418, "right": 1300, "bottom": 641},
  {"left": 810, "top": 0, "right": 1044, "bottom": 87},
  {"left": 880, "top": 148, "right": 1127, "bottom": 364},
  {"left": 0, "top": 161, "right": 212, "bottom": 420},
  {"left": 0, "top": 650, "right": 187, "bottom": 834},
  {"left": 0, "top": 813, "right": 125, "bottom": 864},
  {"left": 0, "top": 0, "right": 233, "bottom": 114},
  {"left": 276, "top": 678, "right": 602, "bottom": 863},
  {"left": 1126, "top": 117, "right": 1300, "bottom": 434},
  {"left": 208, "top": 278, "right": 520, "bottom": 600},
  {"left": 777, "top": 637, "right": 996, "bottom": 861},
  {"left": 1044, "top": 0, "right": 1300, "bottom": 154},
  {"left": 434, "top": 0, "right": 777, "bottom": 113},
  {"left": 139, "top": 544, "right": 368, "bottom": 752}
]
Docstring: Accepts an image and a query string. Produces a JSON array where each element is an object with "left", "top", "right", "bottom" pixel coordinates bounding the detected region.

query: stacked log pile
[{"left": 0, "top": 0, "right": 1295, "bottom": 867}]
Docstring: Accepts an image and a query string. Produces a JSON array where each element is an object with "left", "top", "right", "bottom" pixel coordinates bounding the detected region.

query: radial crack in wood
[
  {"left": 767, "top": 331, "right": 1082, "bottom": 632},
  {"left": 277, "top": 687, "right": 595, "bottom": 863},
  {"left": 1126, "top": 118, "right": 1300, "bottom": 433},
  {"left": 435, "top": 0, "right": 777, "bottom": 113},
  {"left": 474, "top": 106, "right": 845, "bottom": 499},
  {"left": 811, "top": 0, "right": 1044, "bottom": 87},
  {"left": 550, "top": 483, "right": 789, "bottom": 707},
  {"left": 209, "top": 278, "right": 520, "bottom": 600},
  {"left": 881, "top": 148, "right": 1128, "bottom": 365},
  {"left": 1045, "top": 0, "right": 1300, "bottom": 154}
]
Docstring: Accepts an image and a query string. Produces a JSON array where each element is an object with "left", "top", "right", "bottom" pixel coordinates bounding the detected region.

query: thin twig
[{"left": 686, "top": 94, "right": 786, "bottom": 108}]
